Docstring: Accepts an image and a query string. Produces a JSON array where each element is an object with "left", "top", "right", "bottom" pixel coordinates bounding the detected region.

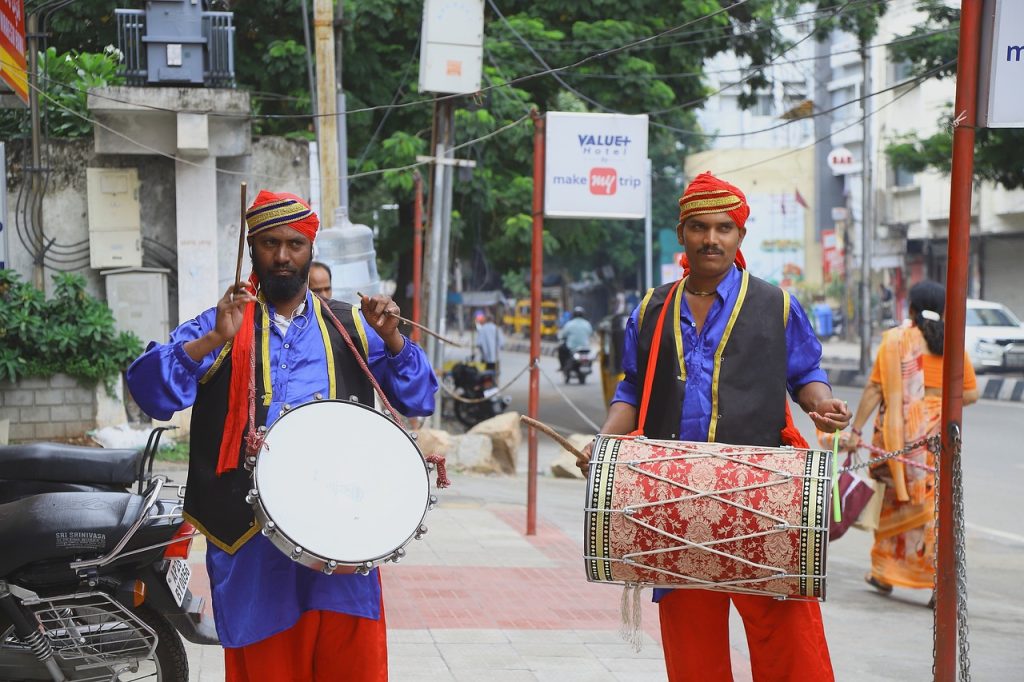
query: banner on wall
[{"left": 0, "top": 0, "right": 27, "bottom": 105}]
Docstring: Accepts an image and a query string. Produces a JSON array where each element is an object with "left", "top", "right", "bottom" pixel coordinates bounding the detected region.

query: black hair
[
  {"left": 909, "top": 280, "right": 944, "bottom": 355},
  {"left": 311, "top": 261, "right": 332, "bottom": 282}
]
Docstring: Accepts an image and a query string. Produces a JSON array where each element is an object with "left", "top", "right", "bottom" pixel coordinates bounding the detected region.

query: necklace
[{"left": 684, "top": 285, "right": 717, "bottom": 297}]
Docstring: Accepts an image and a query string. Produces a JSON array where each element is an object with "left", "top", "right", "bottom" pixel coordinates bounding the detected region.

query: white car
[{"left": 965, "top": 299, "right": 1024, "bottom": 373}]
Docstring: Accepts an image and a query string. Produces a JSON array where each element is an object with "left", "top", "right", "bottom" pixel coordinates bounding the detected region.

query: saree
[{"left": 869, "top": 325, "right": 939, "bottom": 589}]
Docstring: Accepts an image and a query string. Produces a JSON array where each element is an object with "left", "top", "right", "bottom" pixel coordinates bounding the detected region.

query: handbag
[{"left": 829, "top": 452, "right": 879, "bottom": 540}]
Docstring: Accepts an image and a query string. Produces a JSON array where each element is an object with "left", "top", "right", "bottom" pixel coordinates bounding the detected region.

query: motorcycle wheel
[
  {"left": 578, "top": 372, "right": 588, "bottom": 384},
  {"left": 563, "top": 370, "right": 572, "bottom": 384},
  {"left": 0, "top": 602, "right": 188, "bottom": 682},
  {"left": 454, "top": 400, "right": 482, "bottom": 428}
]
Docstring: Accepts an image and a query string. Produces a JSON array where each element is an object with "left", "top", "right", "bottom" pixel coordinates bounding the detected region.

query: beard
[{"left": 253, "top": 257, "right": 311, "bottom": 303}]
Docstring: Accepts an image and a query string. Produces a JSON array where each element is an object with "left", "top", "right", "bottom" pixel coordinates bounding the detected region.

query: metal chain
[{"left": 838, "top": 435, "right": 941, "bottom": 474}]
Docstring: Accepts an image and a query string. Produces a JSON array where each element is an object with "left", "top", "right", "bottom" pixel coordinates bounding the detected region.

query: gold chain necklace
[{"left": 684, "top": 285, "right": 716, "bottom": 297}]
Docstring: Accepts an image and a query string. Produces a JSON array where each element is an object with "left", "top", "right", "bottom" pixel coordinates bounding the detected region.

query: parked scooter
[
  {"left": 559, "top": 344, "right": 593, "bottom": 384},
  {"left": 0, "top": 428, "right": 217, "bottom": 682},
  {"left": 445, "top": 361, "right": 511, "bottom": 428}
]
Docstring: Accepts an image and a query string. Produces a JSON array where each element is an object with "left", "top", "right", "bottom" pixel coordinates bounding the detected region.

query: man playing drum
[
  {"left": 127, "top": 190, "right": 437, "bottom": 681},
  {"left": 579, "top": 172, "right": 850, "bottom": 681}
]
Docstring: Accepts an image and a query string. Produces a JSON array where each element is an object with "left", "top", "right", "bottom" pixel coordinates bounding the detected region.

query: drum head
[{"left": 255, "top": 400, "right": 429, "bottom": 564}]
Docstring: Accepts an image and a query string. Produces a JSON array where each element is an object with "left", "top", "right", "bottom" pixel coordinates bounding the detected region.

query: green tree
[{"left": 885, "top": 0, "right": 1024, "bottom": 190}]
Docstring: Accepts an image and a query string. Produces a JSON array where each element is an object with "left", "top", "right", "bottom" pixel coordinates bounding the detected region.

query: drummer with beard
[
  {"left": 127, "top": 190, "right": 437, "bottom": 681},
  {"left": 578, "top": 172, "right": 850, "bottom": 681}
]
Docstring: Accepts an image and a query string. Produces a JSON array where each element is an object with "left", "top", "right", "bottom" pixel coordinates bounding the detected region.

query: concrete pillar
[{"left": 175, "top": 155, "right": 219, "bottom": 322}]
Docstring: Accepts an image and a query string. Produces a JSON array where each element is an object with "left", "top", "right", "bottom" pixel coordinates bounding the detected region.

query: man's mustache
[{"left": 698, "top": 247, "right": 724, "bottom": 255}]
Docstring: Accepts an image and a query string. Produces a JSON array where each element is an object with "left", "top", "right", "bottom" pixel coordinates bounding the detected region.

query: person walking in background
[
  {"left": 842, "top": 280, "right": 978, "bottom": 606},
  {"left": 557, "top": 306, "right": 593, "bottom": 370},
  {"left": 475, "top": 312, "right": 503, "bottom": 374},
  {"left": 308, "top": 261, "right": 333, "bottom": 300}
]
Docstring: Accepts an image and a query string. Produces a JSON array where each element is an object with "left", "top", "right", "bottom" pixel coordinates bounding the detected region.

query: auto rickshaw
[
  {"left": 597, "top": 312, "right": 629, "bottom": 406},
  {"left": 502, "top": 298, "right": 560, "bottom": 338}
]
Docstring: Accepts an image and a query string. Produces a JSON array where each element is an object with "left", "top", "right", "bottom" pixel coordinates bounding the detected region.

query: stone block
[
  {"left": 468, "top": 411, "right": 521, "bottom": 474},
  {"left": 8, "top": 422, "right": 35, "bottom": 442},
  {"left": 63, "top": 421, "right": 92, "bottom": 438},
  {"left": 415, "top": 427, "right": 453, "bottom": 458},
  {"left": 51, "top": 404, "right": 81, "bottom": 422},
  {"left": 3, "top": 389, "right": 34, "bottom": 407},
  {"left": 80, "top": 404, "right": 97, "bottom": 420},
  {"left": 550, "top": 451, "right": 585, "bottom": 479},
  {"left": 34, "top": 389, "right": 65, "bottom": 406},
  {"left": 19, "top": 405, "right": 51, "bottom": 423},
  {"left": 451, "top": 433, "right": 497, "bottom": 473},
  {"left": 64, "top": 387, "right": 95, "bottom": 405},
  {"left": 0, "top": 407, "right": 19, "bottom": 422},
  {"left": 35, "top": 422, "right": 67, "bottom": 439},
  {"left": 49, "top": 374, "right": 79, "bottom": 388},
  {"left": 12, "top": 377, "right": 49, "bottom": 389}
]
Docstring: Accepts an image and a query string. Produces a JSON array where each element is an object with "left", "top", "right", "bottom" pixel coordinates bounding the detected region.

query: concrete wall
[
  {"left": 0, "top": 374, "right": 98, "bottom": 442},
  {"left": 3, "top": 136, "right": 310, "bottom": 329}
]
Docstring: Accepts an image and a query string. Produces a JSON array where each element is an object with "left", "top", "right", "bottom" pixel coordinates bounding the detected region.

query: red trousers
[
  {"left": 224, "top": 608, "right": 388, "bottom": 682},
  {"left": 659, "top": 590, "right": 834, "bottom": 682}
]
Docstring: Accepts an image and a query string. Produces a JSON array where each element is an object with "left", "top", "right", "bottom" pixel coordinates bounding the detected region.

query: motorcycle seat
[
  {"left": 0, "top": 492, "right": 145, "bottom": 578},
  {"left": 0, "top": 442, "right": 143, "bottom": 486}
]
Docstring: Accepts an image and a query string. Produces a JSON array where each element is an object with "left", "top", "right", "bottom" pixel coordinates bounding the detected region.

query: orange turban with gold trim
[{"left": 677, "top": 172, "right": 749, "bottom": 274}]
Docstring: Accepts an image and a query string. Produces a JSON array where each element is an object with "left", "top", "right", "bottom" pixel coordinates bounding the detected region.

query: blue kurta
[
  {"left": 609, "top": 266, "right": 828, "bottom": 602},
  {"left": 127, "top": 290, "right": 437, "bottom": 647}
]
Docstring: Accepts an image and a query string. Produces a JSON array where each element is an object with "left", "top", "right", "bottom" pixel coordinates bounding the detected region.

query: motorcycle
[
  {"left": 0, "top": 428, "right": 218, "bottom": 682},
  {"left": 445, "top": 361, "right": 510, "bottom": 429},
  {"left": 559, "top": 344, "right": 593, "bottom": 385}
]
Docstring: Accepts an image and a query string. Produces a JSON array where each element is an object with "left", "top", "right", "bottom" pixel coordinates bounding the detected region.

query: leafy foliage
[
  {"left": 0, "top": 271, "right": 142, "bottom": 388},
  {"left": 0, "top": 46, "right": 125, "bottom": 140},
  {"left": 885, "top": 1, "right": 1024, "bottom": 190}
]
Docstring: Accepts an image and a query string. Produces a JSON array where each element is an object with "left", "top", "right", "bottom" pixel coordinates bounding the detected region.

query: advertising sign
[
  {"left": 743, "top": 193, "right": 806, "bottom": 289},
  {"left": 826, "top": 147, "right": 856, "bottom": 175},
  {"left": 0, "top": 0, "right": 26, "bottom": 105},
  {"left": 979, "top": 0, "right": 1024, "bottom": 128},
  {"left": 544, "top": 112, "right": 649, "bottom": 220}
]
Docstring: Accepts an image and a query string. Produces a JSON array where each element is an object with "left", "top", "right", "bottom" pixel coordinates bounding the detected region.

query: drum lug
[
  {"left": 409, "top": 431, "right": 418, "bottom": 440},
  {"left": 355, "top": 561, "right": 373, "bottom": 576},
  {"left": 257, "top": 425, "right": 267, "bottom": 433},
  {"left": 244, "top": 455, "right": 257, "bottom": 471},
  {"left": 245, "top": 488, "right": 259, "bottom": 504},
  {"left": 322, "top": 560, "right": 338, "bottom": 575},
  {"left": 314, "top": 392, "right": 323, "bottom": 400},
  {"left": 426, "top": 461, "right": 435, "bottom": 472},
  {"left": 428, "top": 495, "right": 438, "bottom": 510},
  {"left": 261, "top": 521, "right": 276, "bottom": 537},
  {"left": 290, "top": 546, "right": 303, "bottom": 560},
  {"left": 623, "top": 507, "right": 635, "bottom": 517},
  {"left": 390, "top": 548, "right": 406, "bottom": 564},
  {"left": 414, "top": 524, "right": 428, "bottom": 540}
]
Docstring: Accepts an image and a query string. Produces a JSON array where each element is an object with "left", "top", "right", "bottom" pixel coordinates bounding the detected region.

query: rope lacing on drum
[{"left": 319, "top": 301, "right": 451, "bottom": 489}]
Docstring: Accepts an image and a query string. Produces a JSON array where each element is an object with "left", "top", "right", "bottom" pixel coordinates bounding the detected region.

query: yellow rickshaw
[
  {"left": 598, "top": 313, "right": 629, "bottom": 406},
  {"left": 502, "top": 299, "right": 560, "bottom": 338}
]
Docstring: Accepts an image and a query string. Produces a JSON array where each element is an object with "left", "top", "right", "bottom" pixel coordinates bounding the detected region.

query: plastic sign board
[
  {"left": 0, "top": 0, "right": 27, "bottom": 104},
  {"left": 418, "top": 0, "right": 484, "bottom": 95},
  {"left": 544, "top": 112, "right": 649, "bottom": 220},
  {"left": 826, "top": 147, "right": 856, "bottom": 175},
  {"left": 979, "top": 0, "right": 1024, "bottom": 128}
]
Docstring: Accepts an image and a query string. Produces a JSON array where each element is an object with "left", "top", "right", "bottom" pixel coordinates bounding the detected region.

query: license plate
[
  {"left": 483, "top": 387, "right": 500, "bottom": 398},
  {"left": 165, "top": 559, "right": 191, "bottom": 607}
]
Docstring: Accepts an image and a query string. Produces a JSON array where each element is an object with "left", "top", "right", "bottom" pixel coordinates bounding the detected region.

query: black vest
[
  {"left": 635, "top": 271, "right": 790, "bottom": 447},
  {"left": 183, "top": 298, "right": 374, "bottom": 554}
]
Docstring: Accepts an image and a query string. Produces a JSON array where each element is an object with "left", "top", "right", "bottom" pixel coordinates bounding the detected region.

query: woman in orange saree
[{"left": 843, "top": 281, "right": 978, "bottom": 598}]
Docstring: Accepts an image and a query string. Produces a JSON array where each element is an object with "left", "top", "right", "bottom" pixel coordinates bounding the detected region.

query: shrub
[{"left": 0, "top": 270, "right": 142, "bottom": 390}]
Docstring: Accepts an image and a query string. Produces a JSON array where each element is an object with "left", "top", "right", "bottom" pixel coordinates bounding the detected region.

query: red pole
[
  {"left": 411, "top": 171, "right": 424, "bottom": 344},
  {"left": 527, "top": 109, "right": 545, "bottom": 536},
  {"left": 936, "top": 2, "right": 981, "bottom": 678}
]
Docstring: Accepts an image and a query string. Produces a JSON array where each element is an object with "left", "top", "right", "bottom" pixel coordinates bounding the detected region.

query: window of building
[{"left": 893, "top": 165, "right": 916, "bottom": 187}]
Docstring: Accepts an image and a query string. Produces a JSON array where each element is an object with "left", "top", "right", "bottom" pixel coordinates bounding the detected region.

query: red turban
[
  {"left": 677, "top": 172, "right": 749, "bottom": 274},
  {"left": 218, "top": 191, "right": 320, "bottom": 475}
]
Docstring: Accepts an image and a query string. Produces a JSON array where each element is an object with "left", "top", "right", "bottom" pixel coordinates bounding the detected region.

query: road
[{"left": 470, "top": 348, "right": 1024, "bottom": 679}]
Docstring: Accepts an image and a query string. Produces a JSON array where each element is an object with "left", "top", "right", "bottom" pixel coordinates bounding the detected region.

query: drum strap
[{"left": 634, "top": 278, "right": 682, "bottom": 436}]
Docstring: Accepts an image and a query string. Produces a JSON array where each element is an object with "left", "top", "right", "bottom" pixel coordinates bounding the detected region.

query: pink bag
[{"left": 829, "top": 453, "right": 878, "bottom": 540}]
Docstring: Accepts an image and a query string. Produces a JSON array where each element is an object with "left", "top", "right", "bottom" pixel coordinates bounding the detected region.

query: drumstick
[
  {"left": 234, "top": 182, "right": 248, "bottom": 293},
  {"left": 520, "top": 415, "right": 587, "bottom": 461},
  {"left": 356, "top": 292, "right": 463, "bottom": 347}
]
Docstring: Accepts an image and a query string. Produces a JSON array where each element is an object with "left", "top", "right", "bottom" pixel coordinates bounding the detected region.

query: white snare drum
[{"left": 246, "top": 399, "right": 434, "bottom": 575}]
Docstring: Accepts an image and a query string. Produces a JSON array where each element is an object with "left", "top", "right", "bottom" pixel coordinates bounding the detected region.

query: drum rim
[{"left": 252, "top": 398, "right": 430, "bottom": 568}]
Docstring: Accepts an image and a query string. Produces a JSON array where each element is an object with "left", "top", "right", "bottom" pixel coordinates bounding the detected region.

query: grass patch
[{"left": 157, "top": 441, "right": 190, "bottom": 462}]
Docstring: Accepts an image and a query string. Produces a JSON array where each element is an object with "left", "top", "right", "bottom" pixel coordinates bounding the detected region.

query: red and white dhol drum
[
  {"left": 247, "top": 400, "right": 435, "bottom": 575},
  {"left": 584, "top": 436, "right": 832, "bottom": 600}
]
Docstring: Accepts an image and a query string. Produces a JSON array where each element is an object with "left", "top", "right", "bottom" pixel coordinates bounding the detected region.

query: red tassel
[
  {"left": 425, "top": 454, "right": 451, "bottom": 489},
  {"left": 780, "top": 401, "right": 809, "bottom": 449}
]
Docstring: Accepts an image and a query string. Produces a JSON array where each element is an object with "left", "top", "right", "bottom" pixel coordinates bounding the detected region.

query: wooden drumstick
[
  {"left": 520, "top": 415, "right": 588, "bottom": 461},
  {"left": 356, "top": 292, "right": 464, "bottom": 347},
  {"left": 234, "top": 182, "right": 248, "bottom": 293}
]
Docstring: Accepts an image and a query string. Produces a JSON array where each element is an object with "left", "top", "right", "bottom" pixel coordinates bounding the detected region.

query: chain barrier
[{"left": 838, "top": 435, "right": 941, "bottom": 474}]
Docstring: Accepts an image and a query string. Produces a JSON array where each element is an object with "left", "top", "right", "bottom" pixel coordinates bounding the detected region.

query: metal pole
[
  {"left": 27, "top": 13, "right": 43, "bottom": 288},
  {"left": 936, "top": 3, "right": 981, "bottom": 678},
  {"left": 527, "top": 109, "right": 545, "bottom": 536},
  {"left": 0, "top": 141, "right": 8, "bottom": 270},
  {"left": 412, "top": 170, "right": 424, "bottom": 344},
  {"left": 426, "top": 136, "right": 446, "bottom": 387},
  {"left": 858, "top": 43, "right": 873, "bottom": 375},
  {"left": 334, "top": 5, "right": 349, "bottom": 216},
  {"left": 644, "top": 157, "right": 653, "bottom": 291},
  {"left": 437, "top": 102, "right": 455, "bottom": 342}
]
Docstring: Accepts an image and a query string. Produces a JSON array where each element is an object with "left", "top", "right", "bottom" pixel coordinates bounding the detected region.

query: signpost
[{"left": 0, "top": 0, "right": 27, "bottom": 105}]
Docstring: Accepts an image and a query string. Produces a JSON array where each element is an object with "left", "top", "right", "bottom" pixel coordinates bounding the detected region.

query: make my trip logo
[{"left": 589, "top": 168, "right": 617, "bottom": 196}]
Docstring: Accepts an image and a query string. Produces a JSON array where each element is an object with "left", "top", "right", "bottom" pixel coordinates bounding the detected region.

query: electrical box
[
  {"left": 101, "top": 267, "right": 170, "bottom": 345},
  {"left": 87, "top": 168, "right": 142, "bottom": 269},
  {"left": 418, "top": 0, "right": 484, "bottom": 95},
  {"left": 144, "top": 0, "right": 206, "bottom": 85}
]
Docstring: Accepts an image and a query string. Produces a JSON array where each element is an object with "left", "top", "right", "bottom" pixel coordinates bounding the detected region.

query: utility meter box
[
  {"left": 87, "top": 168, "right": 142, "bottom": 269},
  {"left": 144, "top": 0, "right": 206, "bottom": 85},
  {"left": 101, "top": 267, "right": 171, "bottom": 345},
  {"left": 418, "top": 0, "right": 484, "bottom": 95}
]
